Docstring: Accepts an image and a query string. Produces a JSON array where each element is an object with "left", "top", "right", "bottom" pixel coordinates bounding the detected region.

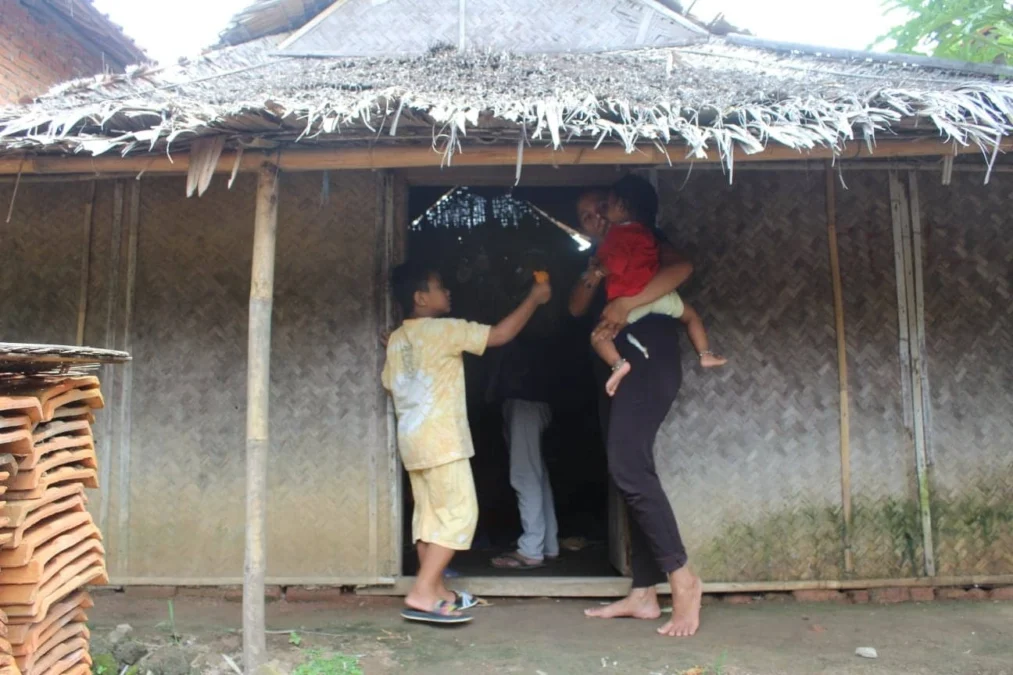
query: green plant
[
  {"left": 293, "top": 649, "right": 363, "bottom": 675},
  {"left": 155, "top": 599, "right": 182, "bottom": 644},
  {"left": 289, "top": 631, "right": 303, "bottom": 647},
  {"left": 874, "top": 0, "right": 1013, "bottom": 64}
]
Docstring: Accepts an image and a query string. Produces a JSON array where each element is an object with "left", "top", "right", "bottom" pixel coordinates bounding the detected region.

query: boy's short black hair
[
  {"left": 392, "top": 260, "right": 436, "bottom": 317},
  {"left": 611, "top": 174, "right": 659, "bottom": 227}
]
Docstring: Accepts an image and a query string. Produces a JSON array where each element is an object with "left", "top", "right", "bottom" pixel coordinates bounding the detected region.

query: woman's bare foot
[
  {"left": 605, "top": 360, "right": 631, "bottom": 397},
  {"left": 700, "top": 352, "right": 727, "bottom": 368},
  {"left": 584, "top": 588, "right": 662, "bottom": 620},
  {"left": 657, "top": 568, "right": 702, "bottom": 637}
]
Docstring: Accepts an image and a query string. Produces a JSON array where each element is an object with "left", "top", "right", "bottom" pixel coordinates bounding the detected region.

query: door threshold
[{"left": 357, "top": 576, "right": 631, "bottom": 597}]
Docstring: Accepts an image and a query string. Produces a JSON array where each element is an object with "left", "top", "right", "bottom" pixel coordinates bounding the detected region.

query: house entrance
[{"left": 399, "top": 185, "right": 623, "bottom": 579}]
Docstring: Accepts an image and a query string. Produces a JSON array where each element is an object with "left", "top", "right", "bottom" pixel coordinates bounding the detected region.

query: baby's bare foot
[
  {"left": 700, "top": 352, "right": 727, "bottom": 368},
  {"left": 605, "top": 360, "right": 631, "bottom": 397}
]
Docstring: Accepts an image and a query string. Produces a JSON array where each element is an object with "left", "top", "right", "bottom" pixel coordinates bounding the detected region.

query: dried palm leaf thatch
[{"left": 1, "top": 37, "right": 1012, "bottom": 174}]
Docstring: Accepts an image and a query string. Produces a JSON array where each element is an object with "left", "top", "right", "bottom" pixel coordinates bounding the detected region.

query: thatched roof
[{"left": 1, "top": 33, "right": 1012, "bottom": 171}]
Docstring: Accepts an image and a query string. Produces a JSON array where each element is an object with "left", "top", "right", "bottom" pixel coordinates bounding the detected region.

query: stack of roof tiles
[{"left": 0, "top": 376, "right": 107, "bottom": 675}]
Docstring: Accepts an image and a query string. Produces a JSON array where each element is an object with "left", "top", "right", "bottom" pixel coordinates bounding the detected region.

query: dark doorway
[{"left": 400, "top": 185, "right": 618, "bottom": 578}]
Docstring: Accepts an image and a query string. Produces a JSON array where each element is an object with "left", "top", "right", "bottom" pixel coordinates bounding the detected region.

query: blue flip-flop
[
  {"left": 401, "top": 600, "right": 473, "bottom": 625},
  {"left": 453, "top": 590, "right": 480, "bottom": 610}
]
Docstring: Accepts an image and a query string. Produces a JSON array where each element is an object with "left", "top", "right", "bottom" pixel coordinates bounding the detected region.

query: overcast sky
[{"left": 93, "top": 0, "right": 903, "bottom": 64}]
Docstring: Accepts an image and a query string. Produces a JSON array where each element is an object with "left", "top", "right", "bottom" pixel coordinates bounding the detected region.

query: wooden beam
[
  {"left": 244, "top": 159, "right": 280, "bottom": 674},
  {"left": 0, "top": 138, "right": 1006, "bottom": 176},
  {"left": 825, "top": 164, "right": 853, "bottom": 574},
  {"left": 355, "top": 574, "right": 1013, "bottom": 597}
]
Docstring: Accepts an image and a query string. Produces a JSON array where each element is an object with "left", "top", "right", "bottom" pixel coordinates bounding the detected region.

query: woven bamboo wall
[
  {"left": 0, "top": 181, "right": 91, "bottom": 344},
  {"left": 0, "top": 172, "right": 395, "bottom": 581},
  {"left": 918, "top": 173, "right": 1013, "bottom": 577},
  {"left": 656, "top": 170, "right": 845, "bottom": 582},
  {"left": 656, "top": 168, "right": 1011, "bottom": 582},
  {"left": 1, "top": 166, "right": 1009, "bottom": 583},
  {"left": 835, "top": 171, "right": 922, "bottom": 579}
]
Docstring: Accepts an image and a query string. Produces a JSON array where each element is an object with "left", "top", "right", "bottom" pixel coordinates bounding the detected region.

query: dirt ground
[{"left": 88, "top": 593, "right": 1013, "bottom": 675}]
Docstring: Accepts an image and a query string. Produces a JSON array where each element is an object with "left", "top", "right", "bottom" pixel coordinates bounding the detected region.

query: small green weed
[
  {"left": 154, "top": 599, "right": 182, "bottom": 644},
  {"left": 293, "top": 649, "right": 363, "bottom": 675},
  {"left": 289, "top": 631, "right": 303, "bottom": 647}
]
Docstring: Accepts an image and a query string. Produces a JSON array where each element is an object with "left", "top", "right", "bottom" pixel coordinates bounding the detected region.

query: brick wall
[{"left": 0, "top": 0, "right": 113, "bottom": 104}]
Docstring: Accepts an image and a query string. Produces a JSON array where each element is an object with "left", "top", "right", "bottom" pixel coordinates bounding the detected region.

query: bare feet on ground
[
  {"left": 700, "top": 352, "right": 728, "bottom": 368},
  {"left": 606, "top": 360, "right": 632, "bottom": 397},
  {"left": 584, "top": 588, "right": 662, "bottom": 620},
  {"left": 657, "top": 569, "right": 702, "bottom": 637}
]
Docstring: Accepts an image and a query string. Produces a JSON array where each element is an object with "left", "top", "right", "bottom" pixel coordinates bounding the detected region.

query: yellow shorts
[
  {"left": 626, "top": 291, "right": 685, "bottom": 324},
  {"left": 408, "top": 459, "right": 478, "bottom": 551}
]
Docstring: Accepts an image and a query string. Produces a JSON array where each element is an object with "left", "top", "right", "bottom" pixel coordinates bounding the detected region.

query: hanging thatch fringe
[
  {"left": 2, "top": 39, "right": 1013, "bottom": 175},
  {"left": 186, "top": 136, "right": 227, "bottom": 197}
]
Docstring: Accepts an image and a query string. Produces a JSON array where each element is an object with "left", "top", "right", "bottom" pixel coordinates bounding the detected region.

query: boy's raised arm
[{"left": 488, "top": 280, "right": 552, "bottom": 347}]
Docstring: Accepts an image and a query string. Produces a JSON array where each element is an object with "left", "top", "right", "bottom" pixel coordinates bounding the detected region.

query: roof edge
[{"left": 727, "top": 34, "right": 1013, "bottom": 79}]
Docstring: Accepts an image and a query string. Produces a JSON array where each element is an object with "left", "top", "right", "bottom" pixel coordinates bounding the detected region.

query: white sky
[{"left": 94, "top": 0, "right": 902, "bottom": 64}]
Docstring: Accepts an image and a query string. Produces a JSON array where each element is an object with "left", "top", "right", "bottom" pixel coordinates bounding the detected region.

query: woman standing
[{"left": 569, "top": 179, "right": 702, "bottom": 637}]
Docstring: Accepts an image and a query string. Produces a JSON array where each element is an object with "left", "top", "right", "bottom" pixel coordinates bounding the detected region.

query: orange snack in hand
[{"left": 533, "top": 270, "right": 550, "bottom": 284}]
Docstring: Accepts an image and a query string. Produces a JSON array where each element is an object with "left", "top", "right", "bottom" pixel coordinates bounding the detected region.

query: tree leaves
[{"left": 874, "top": 0, "right": 1013, "bottom": 64}]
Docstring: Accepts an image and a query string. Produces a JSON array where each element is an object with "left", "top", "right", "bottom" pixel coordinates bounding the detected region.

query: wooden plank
[
  {"left": 113, "top": 179, "right": 141, "bottom": 576},
  {"left": 0, "top": 138, "right": 1005, "bottom": 176},
  {"left": 75, "top": 181, "right": 97, "bottom": 346},
  {"left": 107, "top": 576, "right": 396, "bottom": 586},
  {"left": 825, "top": 164, "right": 853, "bottom": 574},
  {"left": 907, "top": 172, "right": 934, "bottom": 466},
  {"left": 889, "top": 170, "right": 936, "bottom": 577},
  {"left": 355, "top": 574, "right": 1013, "bottom": 597},
  {"left": 889, "top": 172, "right": 917, "bottom": 432}
]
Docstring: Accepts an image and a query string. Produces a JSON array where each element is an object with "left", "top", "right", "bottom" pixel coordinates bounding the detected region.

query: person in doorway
[
  {"left": 589, "top": 177, "right": 727, "bottom": 396},
  {"left": 382, "top": 259, "right": 551, "bottom": 624},
  {"left": 568, "top": 182, "right": 703, "bottom": 638},
  {"left": 488, "top": 252, "right": 560, "bottom": 571}
]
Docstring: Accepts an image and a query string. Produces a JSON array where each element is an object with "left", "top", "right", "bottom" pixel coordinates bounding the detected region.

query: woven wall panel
[
  {"left": 124, "top": 175, "right": 255, "bottom": 577},
  {"left": 0, "top": 182, "right": 90, "bottom": 345},
  {"left": 919, "top": 173, "right": 1013, "bottom": 577},
  {"left": 122, "top": 171, "right": 387, "bottom": 579},
  {"left": 284, "top": 0, "right": 700, "bottom": 56},
  {"left": 835, "top": 171, "right": 922, "bottom": 578},
  {"left": 656, "top": 170, "right": 844, "bottom": 582},
  {"left": 266, "top": 171, "right": 387, "bottom": 577}
]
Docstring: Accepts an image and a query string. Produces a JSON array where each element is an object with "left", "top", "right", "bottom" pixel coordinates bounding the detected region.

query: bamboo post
[
  {"left": 244, "top": 160, "right": 280, "bottom": 673},
  {"left": 825, "top": 164, "right": 854, "bottom": 573}
]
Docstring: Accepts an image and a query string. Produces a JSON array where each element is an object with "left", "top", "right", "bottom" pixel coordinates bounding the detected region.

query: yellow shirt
[{"left": 382, "top": 318, "right": 491, "bottom": 471}]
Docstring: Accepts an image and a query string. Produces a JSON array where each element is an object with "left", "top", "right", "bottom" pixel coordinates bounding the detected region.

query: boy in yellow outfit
[{"left": 382, "top": 260, "right": 551, "bottom": 624}]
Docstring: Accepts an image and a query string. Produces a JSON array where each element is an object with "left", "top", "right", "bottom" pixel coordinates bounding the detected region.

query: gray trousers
[{"left": 503, "top": 399, "right": 558, "bottom": 560}]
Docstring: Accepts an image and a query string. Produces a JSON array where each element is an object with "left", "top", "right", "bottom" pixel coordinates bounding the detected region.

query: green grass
[{"left": 293, "top": 649, "right": 363, "bottom": 675}]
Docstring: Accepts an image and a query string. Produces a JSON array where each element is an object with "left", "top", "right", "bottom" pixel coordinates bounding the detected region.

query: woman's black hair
[
  {"left": 611, "top": 174, "right": 659, "bottom": 227},
  {"left": 391, "top": 259, "right": 436, "bottom": 317}
]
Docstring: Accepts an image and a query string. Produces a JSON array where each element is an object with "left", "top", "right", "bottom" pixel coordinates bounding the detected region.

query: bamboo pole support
[
  {"left": 244, "top": 159, "right": 280, "bottom": 673},
  {"left": 825, "top": 164, "right": 853, "bottom": 573}
]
